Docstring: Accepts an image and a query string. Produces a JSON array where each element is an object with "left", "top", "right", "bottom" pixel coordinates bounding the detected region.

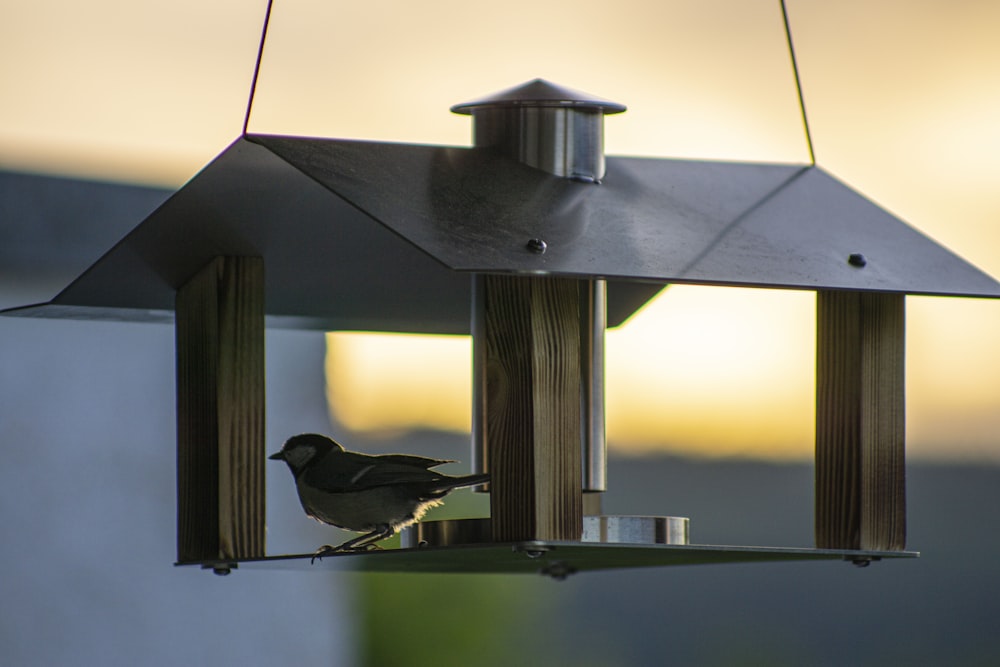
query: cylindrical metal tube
[
  {"left": 470, "top": 274, "right": 488, "bottom": 491},
  {"left": 472, "top": 106, "right": 606, "bottom": 182},
  {"left": 581, "top": 279, "right": 607, "bottom": 492},
  {"left": 461, "top": 80, "right": 622, "bottom": 493}
]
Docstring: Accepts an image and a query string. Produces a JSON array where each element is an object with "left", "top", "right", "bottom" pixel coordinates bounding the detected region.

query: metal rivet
[
  {"left": 514, "top": 544, "right": 553, "bottom": 558},
  {"left": 526, "top": 238, "right": 547, "bottom": 254},
  {"left": 540, "top": 561, "right": 577, "bottom": 581},
  {"left": 847, "top": 253, "right": 867, "bottom": 268}
]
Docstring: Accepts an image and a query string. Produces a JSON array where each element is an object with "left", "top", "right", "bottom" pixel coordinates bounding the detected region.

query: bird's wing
[
  {"left": 302, "top": 451, "right": 450, "bottom": 493},
  {"left": 376, "top": 454, "right": 455, "bottom": 469},
  {"left": 348, "top": 464, "right": 451, "bottom": 491}
]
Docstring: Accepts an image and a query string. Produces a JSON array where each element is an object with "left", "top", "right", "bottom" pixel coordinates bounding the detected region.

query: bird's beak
[{"left": 268, "top": 451, "right": 284, "bottom": 461}]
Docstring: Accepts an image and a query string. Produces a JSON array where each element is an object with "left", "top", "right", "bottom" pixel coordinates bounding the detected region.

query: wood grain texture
[
  {"left": 176, "top": 256, "right": 265, "bottom": 563},
  {"left": 815, "top": 291, "right": 905, "bottom": 551},
  {"left": 484, "top": 275, "right": 583, "bottom": 542}
]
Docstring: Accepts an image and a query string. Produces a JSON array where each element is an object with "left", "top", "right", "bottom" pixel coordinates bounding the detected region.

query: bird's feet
[
  {"left": 310, "top": 542, "right": 384, "bottom": 563},
  {"left": 310, "top": 544, "right": 338, "bottom": 564}
]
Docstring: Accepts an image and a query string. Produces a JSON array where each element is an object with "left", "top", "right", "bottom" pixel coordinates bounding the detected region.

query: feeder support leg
[
  {"left": 481, "top": 274, "right": 584, "bottom": 542},
  {"left": 815, "top": 290, "right": 906, "bottom": 551},
  {"left": 175, "top": 256, "right": 266, "bottom": 564}
]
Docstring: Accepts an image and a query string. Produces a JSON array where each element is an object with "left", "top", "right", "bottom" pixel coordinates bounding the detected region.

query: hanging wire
[
  {"left": 780, "top": 0, "right": 816, "bottom": 165},
  {"left": 243, "top": 0, "right": 276, "bottom": 136},
  {"left": 242, "top": 1, "right": 814, "bottom": 158}
]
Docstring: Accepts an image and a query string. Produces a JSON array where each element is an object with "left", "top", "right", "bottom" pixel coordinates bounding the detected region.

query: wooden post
[
  {"left": 176, "top": 256, "right": 266, "bottom": 563},
  {"left": 483, "top": 275, "right": 583, "bottom": 542},
  {"left": 815, "top": 290, "right": 906, "bottom": 551}
]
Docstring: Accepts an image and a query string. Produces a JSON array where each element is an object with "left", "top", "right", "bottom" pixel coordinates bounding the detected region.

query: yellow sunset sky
[{"left": 2, "top": 0, "right": 998, "bottom": 461}]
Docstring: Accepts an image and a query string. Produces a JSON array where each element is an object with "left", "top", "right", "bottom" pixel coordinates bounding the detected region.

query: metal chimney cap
[{"left": 451, "top": 78, "right": 626, "bottom": 115}]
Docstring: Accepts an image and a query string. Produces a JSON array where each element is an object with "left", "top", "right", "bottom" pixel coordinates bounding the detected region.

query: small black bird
[{"left": 269, "top": 433, "right": 488, "bottom": 560}]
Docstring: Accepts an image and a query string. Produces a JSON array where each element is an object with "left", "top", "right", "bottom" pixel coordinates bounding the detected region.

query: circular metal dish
[
  {"left": 400, "top": 515, "right": 689, "bottom": 548},
  {"left": 400, "top": 518, "right": 491, "bottom": 549},
  {"left": 582, "top": 515, "right": 689, "bottom": 545}
]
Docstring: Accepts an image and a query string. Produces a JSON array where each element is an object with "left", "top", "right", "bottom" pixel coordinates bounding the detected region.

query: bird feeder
[{"left": 6, "top": 75, "right": 1000, "bottom": 578}]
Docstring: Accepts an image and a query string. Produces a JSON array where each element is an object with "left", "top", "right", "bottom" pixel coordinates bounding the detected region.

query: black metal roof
[{"left": 4, "top": 133, "right": 998, "bottom": 332}]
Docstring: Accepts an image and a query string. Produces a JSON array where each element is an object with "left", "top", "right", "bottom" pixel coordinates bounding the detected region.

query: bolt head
[
  {"left": 847, "top": 253, "right": 867, "bottom": 268},
  {"left": 526, "top": 238, "right": 547, "bottom": 254}
]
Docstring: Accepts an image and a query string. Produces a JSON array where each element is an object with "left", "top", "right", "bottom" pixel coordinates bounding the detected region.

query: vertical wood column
[
  {"left": 176, "top": 256, "right": 266, "bottom": 563},
  {"left": 484, "top": 274, "right": 583, "bottom": 542},
  {"left": 815, "top": 290, "right": 906, "bottom": 551}
]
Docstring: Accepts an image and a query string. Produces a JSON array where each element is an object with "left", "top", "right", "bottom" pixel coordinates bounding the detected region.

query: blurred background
[{"left": 2, "top": 0, "right": 998, "bottom": 664}]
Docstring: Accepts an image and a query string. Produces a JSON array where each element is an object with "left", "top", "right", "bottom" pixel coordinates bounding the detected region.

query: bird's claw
[
  {"left": 310, "top": 545, "right": 338, "bottom": 564},
  {"left": 310, "top": 542, "right": 383, "bottom": 563}
]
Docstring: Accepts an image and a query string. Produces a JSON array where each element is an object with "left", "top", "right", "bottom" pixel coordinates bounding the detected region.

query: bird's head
[{"left": 268, "top": 433, "right": 343, "bottom": 474}]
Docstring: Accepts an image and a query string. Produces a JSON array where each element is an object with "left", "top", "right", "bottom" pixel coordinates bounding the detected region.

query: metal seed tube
[
  {"left": 472, "top": 106, "right": 606, "bottom": 182},
  {"left": 462, "top": 81, "right": 618, "bottom": 492}
]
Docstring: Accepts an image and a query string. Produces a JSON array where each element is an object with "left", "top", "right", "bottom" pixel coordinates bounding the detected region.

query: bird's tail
[{"left": 434, "top": 473, "right": 489, "bottom": 492}]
